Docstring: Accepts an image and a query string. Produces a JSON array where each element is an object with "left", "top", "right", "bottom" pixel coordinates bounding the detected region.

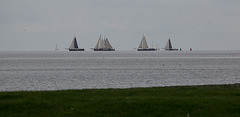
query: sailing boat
[
  {"left": 92, "top": 35, "right": 115, "bottom": 51},
  {"left": 164, "top": 38, "right": 178, "bottom": 51},
  {"left": 66, "top": 36, "right": 84, "bottom": 51},
  {"left": 55, "top": 44, "right": 58, "bottom": 52},
  {"left": 137, "top": 34, "right": 156, "bottom": 51}
]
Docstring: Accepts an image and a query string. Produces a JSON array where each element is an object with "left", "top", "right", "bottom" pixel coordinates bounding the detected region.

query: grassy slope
[{"left": 0, "top": 84, "right": 239, "bottom": 117}]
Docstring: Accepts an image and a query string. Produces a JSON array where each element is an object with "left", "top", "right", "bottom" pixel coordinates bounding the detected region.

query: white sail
[
  {"left": 164, "top": 40, "right": 169, "bottom": 49},
  {"left": 94, "top": 35, "right": 101, "bottom": 49},
  {"left": 99, "top": 38, "right": 104, "bottom": 49},
  {"left": 138, "top": 39, "right": 143, "bottom": 48},
  {"left": 94, "top": 39, "right": 100, "bottom": 49},
  {"left": 94, "top": 36, "right": 106, "bottom": 49},
  {"left": 105, "top": 38, "right": 113, "bottom": 49},
  {"left": 69, "top": 37, "right": 78, "bottom": 49},
  {"left": 142, "top": 36, "right": 149, "bottom": 49},
  {"left": 69, "top": 39, "right": 75, "bottom": 49}
]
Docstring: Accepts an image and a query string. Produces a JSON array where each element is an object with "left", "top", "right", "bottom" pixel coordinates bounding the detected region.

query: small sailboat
[
  {"left": 137, "top": 34, "right": 156, "bottom": 51},
  {"left": 164, "top": 38, "right": 178, "bottom": 51},
  {"left": 92, "top": 35, "right": 115, "bottom": 51},
  {"left": 66, "top": 36, "right": 84, "bottom": 51},
  {"left": 55, "top": 44, "right": 58, "bottom": 52}
]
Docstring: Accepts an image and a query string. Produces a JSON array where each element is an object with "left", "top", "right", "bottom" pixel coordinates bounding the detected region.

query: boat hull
[
  {"left": 94, "top": 48, "right": 115, "bottom": 51},
  {"left": 137, "top": 48, "right": 157, "bottom": 51},
  {"left": 165, "top": 49, "right": 178, "bottom": 51},
  {"left": 69, "top": 48, "right": 84, "bottom": 51}
]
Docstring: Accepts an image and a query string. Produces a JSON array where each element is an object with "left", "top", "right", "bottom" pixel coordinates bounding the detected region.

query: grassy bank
[{"left": 0, "top": 84, "right": 239, "bottom": 117}]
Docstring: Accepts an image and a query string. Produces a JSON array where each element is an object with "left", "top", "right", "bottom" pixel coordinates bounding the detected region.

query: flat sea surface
[{"left": 0, "top": 50, "right": 240, "bottom": 91}]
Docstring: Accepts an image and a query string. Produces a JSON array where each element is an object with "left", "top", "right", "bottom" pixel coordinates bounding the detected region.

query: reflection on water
[{"left": 0, "top": 50, "right": 240, "bottom": 91}]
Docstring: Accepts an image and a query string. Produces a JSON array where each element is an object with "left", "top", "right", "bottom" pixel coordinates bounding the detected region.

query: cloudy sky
[{"left": 1, "top": 0, "right": 240, "bottom": 51}]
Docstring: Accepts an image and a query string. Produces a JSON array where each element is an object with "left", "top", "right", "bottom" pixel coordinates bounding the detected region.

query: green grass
[{"left": 0, "top": 84, "right": 240, "bottom": 117}]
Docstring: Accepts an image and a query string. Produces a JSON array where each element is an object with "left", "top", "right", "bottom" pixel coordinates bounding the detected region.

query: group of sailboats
[
  {"left": 65, "top": 34, "right": 179, "bottom": 51},
  {"left": 137, "top": 35, "right": 178, "bottom": 51},
  {"left": 65, "top": 35, "right": 115, "bottom": 51}
]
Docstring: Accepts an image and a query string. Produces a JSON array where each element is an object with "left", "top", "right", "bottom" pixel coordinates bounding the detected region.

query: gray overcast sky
[{"left": 0, "top": 0, "right": 240, "bottom": 51}]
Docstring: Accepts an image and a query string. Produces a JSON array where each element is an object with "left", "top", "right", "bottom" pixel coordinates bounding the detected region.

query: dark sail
[
  {"left": 73, "top": 37, "right": 78, "bottom": 48},
  {"left": 168, "top": 39, "right": 172, "bottom": 49}
]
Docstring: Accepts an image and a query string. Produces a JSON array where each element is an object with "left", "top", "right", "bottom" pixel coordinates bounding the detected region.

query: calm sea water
[{"left": 0, "top": 50, "right": 240, "bottom": 91}]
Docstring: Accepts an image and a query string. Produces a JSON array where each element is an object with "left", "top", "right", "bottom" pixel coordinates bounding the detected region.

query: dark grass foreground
[{"left": 0, "top": 84, "right": 240, "bottom": 117}]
